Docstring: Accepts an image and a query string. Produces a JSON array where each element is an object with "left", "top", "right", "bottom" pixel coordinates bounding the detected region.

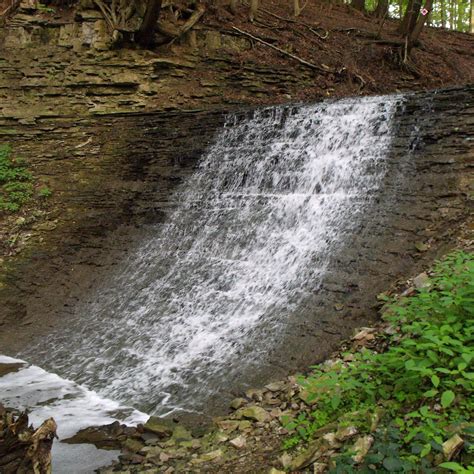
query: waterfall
[{"left": 23, "top": 95, "right": 400, "bottom": 415}]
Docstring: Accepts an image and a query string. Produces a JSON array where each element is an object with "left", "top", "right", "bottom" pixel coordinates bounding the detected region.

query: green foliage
[
  {"left": 38, "top": 186, "right": 53, "bottom": 198},
  {"left": 37, "top": 3, "right": 56, "bottom": 13},
  {"left": 0, "top": 144, "right": 33, "bottom": 213},
  {"left": 283, "top": 251, "right": 474, "bottom": 471}
]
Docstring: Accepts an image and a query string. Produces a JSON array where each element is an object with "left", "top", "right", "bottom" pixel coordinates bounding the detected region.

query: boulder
[{"left": 235, "top": 406, "right": 270, "bottom": 423}]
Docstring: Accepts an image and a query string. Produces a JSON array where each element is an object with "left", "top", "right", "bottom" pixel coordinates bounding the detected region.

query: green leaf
[
  {"left": 438, "top": 462, "right": 464, "bottom": 472},
  {"left": 383, "top": 457, "right": 404, "bottom": 471},
  {"left": 331, "top": 395, "right": 341, "bottom": 409},
  {"left": 431, "top": 374, "right": 440, "bottom": 387},
  {"left": 420, "top": 443, "right": 431, "bottom": 457},
  {"left": 441, "top": 390, "right": 455, "bottom": 408},
  {"left": 424, "top": 389, "right": 438, "bottom": 398}
]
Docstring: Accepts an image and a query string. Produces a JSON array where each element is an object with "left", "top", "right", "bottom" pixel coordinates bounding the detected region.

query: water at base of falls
[
  {"left": 0, "top": 355, "right": 147, "bottom": 473},
  {"left": 20, "top": 95, "right": 401, "bottom": 419}
]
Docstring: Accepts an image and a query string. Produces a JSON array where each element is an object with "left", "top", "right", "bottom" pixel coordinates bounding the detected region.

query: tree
[
  {"left": 351, "top": 0, "right": 365, "bottom": 11},
  {"left": 135, "top": 0, "right": 162, "bottom": 47},
  {"left": 374, "top": 0, "right": 389, "bottom": 17}
]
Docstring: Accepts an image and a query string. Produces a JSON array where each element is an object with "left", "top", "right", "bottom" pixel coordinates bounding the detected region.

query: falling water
[{"left": 23, "top": 95, "right": 400, "bottom": 416}]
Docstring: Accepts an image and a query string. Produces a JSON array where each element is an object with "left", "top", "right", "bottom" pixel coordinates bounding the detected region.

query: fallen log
[{"left": 0, "top": 404, "right": 57, "bottom": 474}]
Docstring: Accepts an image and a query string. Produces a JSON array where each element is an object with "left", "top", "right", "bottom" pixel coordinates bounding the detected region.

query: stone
[
  {"left": 265, "top": 381, "right": 286, "bottom": 392},
  {"left": 143, "top": 417, "right": 174, "bottom": 437},
  {"left": 235, "top": 406, "right": 270, "bottom": 423},
  {"left": 335, "top": 426, "right": 358, "bottom": 441},
  {"left": 442, "top": 434, "right": 464, "bottom": 461},
  {"left": 62, "top": 421, "right": 124, "bottom": 449},
  {"left": 214, "top": 431, "right": 229, "bottom": 443},
  {"left": 352, "top": 435, "right": 374, "bottom": 463},
  {"left": 413, "top": 272, "right": 430, "bottom": 289},
  {"left": 123, "top": 438, "right": 144, "bottom": 453},
  {"left": 268, "top": 469, "right": 286, "bottom": 474},
  {"left": 191, "top": 449, "right": 223, "bottom": 464},
  {"left": 278, "top": 452, "right": 292, "bottom": 469},
  {"left": 229, "top": 435, "right": 246, "bottom": 449},
  {"left": 245, "top": 389, "right": 264, "bottom": 401},
  {"left": 322, "top": 432, "right": 341, "bottom": 448},
  {"left": 216, "top": 420, "right": 240, "bottom": 432},
  {"left": 172, "top": 425, "right": 192, "bottom": 442},
  {"left": 289, "top": 440, "right": 325, "bottom": 470},
  {"left": 415, "top": 241, "right": 429, "bottom": 252},
  {"left": 230, "top": 398, "right": 246, "bottom": 410},
  {"left": 313, "top": 463, "right": 327, "bottom": 473}
]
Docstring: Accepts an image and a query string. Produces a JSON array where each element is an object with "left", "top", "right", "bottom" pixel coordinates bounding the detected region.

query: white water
[
  {"left": 21, "top": 95, "right": 400, "bottom": 418},
  {"left": 0, "top": 355, "right": 147, "bottom": 473}
]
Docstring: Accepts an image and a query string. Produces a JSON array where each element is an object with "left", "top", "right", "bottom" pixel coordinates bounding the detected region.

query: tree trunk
[
  {"left": 294, "top": 0, "right": 301, "bottom": 16},
  {"left": 135, "top": 0, "right": 163, "bottom": 48},
  {"left": 351, "top": 0, "right": 365, "bottom": 11},
  {"left": 471, "top": 0, "right": 474, "bottom": 32},
  {"left": 408, "top": 0, "right": 433, "bottom": 47},
  {"left": 399, "top": 0, "right": 422, "bottom": 35},
  {"left": 398, "top": 0, "right": 413, "bottom": 32},
  {"left": 441, "top": 0, "right": 446, "bottom": 27},
  {"left": 249, "top": 0, "right": 258, "bottom": 21},
  {"left": 374, "top": 0, "right": 389, "bottom": 17}
]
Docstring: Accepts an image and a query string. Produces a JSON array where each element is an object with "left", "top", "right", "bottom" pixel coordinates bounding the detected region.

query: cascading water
[{"left": 21, "top": 95, "right": 400, "bottom": 419}]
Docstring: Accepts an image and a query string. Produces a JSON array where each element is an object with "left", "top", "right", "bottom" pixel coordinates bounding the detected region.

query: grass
[{"left": 282, "top": 251, "right": 474, "bottom": 472}]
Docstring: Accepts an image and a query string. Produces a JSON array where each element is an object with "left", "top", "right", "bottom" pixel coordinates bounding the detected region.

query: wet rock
[
  {"left": 123, "top": 437, "right": 144, "bottom": 453},
  {"left": 0, "top": 362, "right": 25, "bottom": 377},
  {"left": 442, "top": 434, "right": 464, "bottom": 461},
  {"left": 265, "top": 381, "right": 287, "bottom": 392},
  {"left": 172, "top": 425, "right": 192, "bottom": 442},
  {"left": 352, "top": 435, "right": 373, "bottom": 463},
  {"left": 230, "top": 397, "right": 246, "bottom": 410},
  {"left": 63, "top": 421, "right": 124, "bottom": 449},
  {"left": 235, "top": 406, "right": 270, "bottom": 423},
  {"left": 245, "top": 388, "right": 264, "bottom": 401},
  {"left": 143, "top": 416, "right": 175, "bottom": 437}
]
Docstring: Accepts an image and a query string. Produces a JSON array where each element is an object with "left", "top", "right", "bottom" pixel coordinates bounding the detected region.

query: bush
[{"left": 283, "top": 251, "right": 474, "bottom": 471}]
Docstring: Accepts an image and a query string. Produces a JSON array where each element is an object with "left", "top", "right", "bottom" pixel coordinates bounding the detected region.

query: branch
[
  {"left": 232, "top": 26, "right": 332, "bottom": 73},
  {"left": 308, "top": 26, "right": 329, "bottom": 39}
]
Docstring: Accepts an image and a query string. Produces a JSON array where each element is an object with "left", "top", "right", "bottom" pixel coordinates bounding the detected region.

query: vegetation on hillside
[
  {"left": 1, "top": 0, "right": 472, "bottom": 58},
  {"left": 0, "top": 144, "right": 51, "bottom": 214},
  {"left": 282, "top": 251, "right": 474, "bottom": 472}
]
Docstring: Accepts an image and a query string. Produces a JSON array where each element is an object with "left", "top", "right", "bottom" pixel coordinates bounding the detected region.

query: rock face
[{"left": 0, "top": 85, "right": 473, "bottom": 420}]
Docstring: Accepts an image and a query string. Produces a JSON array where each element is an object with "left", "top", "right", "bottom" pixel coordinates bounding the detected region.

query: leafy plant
[
  {"left": 0, "top": 144, "right": 33, "bottom": 213},
  {"left": 38, "top": 186, "right": 52, "bottom": 198},
  {"left": 282, "top": 251, "right": 474, "bottom": 471}
]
